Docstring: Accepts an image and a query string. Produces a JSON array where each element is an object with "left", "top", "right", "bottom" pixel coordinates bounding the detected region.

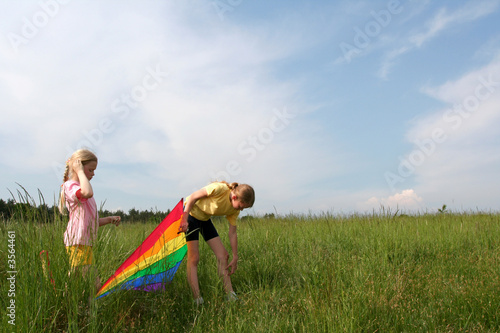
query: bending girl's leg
[
  {"left": 187, "top": 240, "right": 201, "bottom": 299},
  {"left": 206, "top": 236, "right": 233, "bottom": 294}
]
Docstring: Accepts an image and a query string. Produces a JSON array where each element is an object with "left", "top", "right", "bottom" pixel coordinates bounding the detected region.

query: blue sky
[{"left": 1, "top": 0, "right": 499, "bottom": 215}]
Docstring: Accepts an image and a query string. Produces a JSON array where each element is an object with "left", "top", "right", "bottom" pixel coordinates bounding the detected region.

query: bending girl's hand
[
  {"left": 178, "top": 213, "right": 188, "bottom": 233},
  {"left": 226, "top": 258, "right": 238, "bottom": 276}
]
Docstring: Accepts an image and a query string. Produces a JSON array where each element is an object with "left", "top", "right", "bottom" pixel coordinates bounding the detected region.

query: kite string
[{"left": 178, "top": 228, "right": 199, "bottom": 236}]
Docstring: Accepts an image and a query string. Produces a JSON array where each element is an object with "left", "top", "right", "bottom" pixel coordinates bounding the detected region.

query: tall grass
[{"left": 1, "top": 197, "right": 499, "bottom": 332}]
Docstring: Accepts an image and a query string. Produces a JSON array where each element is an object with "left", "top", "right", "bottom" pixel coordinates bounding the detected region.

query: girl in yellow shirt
[{"left": 179, "top": 181, "right": 255, "bottom": 305}]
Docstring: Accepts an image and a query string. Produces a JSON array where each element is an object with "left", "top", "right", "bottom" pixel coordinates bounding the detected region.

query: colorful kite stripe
[
  {"left": 100, "top": 235, "right": 185, "bottom": 292},
  {"left": 96, "top": 199, "right": 186, "bottom": 299}
]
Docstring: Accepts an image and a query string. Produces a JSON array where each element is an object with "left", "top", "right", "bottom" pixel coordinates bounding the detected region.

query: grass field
[{"left": 1, "top": 206, "right": 499, "bottom": 332}]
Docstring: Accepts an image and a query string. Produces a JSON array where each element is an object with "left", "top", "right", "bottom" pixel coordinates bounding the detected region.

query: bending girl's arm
[
  {"left": 179, "top": 188, "right": 208, "bottom": 232},
  {"left": 183, "top": 188, "right": 208, "bottom": 214},
  {"left": 227, "top": 224, "right": 238, "bottom": 275}
]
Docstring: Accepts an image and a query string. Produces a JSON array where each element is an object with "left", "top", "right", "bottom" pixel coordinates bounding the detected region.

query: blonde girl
[
  {"left": 59, "top": 149, "right": 120, "bottom": 279},
  {"left": 178, "top": 181, "right": 255, "bottom": 305}
]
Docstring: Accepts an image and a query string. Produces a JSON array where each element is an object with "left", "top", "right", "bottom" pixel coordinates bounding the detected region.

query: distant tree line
[{"left": 0, "top": 198, "right": 170, "bottom": 224}]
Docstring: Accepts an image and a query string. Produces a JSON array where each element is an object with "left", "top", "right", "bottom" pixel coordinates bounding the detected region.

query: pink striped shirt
[{"left": 63, "top": 180, "right": 99, "bottom": 246}]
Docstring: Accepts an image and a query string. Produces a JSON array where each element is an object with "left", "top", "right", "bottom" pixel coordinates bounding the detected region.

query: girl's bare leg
[
  {"left": 187, "top": 240, "right": 201, "bottom": 299},
  {"left": 206, "top": 236, "right": 233, "bottom": 294}
]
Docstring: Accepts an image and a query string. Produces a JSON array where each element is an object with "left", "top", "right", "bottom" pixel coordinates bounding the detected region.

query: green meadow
[{"left": 1, "top": 200, "right": 499, "bottom": 332}]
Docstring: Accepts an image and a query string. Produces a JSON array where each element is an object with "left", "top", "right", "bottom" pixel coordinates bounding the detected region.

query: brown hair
[
  {"left": 58, "top": 149, "right": 98, "bottom": 214},
  {"left": 219, "top": 181, "right": 255, "bottom": 207}
]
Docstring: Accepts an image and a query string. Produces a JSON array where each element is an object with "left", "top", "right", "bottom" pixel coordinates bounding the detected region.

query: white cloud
[
  {"left": 359, "top": 189, "right": 424, "bottom": 213},
  {"left": 0, "top": 0, "right": 342, "bottom": 213},
  {"left": 412, "top": 55, "right": 500, "bottom": 141},
  {"left": 379, "top": 0, "right": 500, "bottom": 78},
  {"left": 410, "top": 0, "right": 499, "bottom": 48},
  {"left": 396, "top": 54, "right": 500, "bottom": 211},
  {"left": 377, "top": 45, "right": 410, "bottom": 79}
]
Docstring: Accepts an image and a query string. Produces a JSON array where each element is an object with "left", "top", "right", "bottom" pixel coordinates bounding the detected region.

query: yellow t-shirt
[{"left": 187, "top": 183, "right": 240, "bottom": 226}]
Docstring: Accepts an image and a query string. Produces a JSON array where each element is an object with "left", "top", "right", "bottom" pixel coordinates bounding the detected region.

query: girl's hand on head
[{"left": 71, "top": 159, "right": 84, "bottom": 175}]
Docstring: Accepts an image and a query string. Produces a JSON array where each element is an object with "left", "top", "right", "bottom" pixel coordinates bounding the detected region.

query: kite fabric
[{"left": 96, "top": 199, "right": 187, "bottom": 299}]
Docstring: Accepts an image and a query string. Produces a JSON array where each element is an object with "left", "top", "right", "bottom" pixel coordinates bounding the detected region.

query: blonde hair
[
  {"left": 219, "top": 181, "right": 255, "bottom": 207},
  {"left": 58, "top": 149, "right": 98, "bottom": 214}
]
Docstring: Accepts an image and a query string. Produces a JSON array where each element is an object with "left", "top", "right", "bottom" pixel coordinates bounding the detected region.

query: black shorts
[{"left": 185, "top": 214, "right": 219, "bottom": 242}]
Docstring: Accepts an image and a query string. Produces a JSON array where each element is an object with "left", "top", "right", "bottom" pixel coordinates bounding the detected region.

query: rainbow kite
[{"left": 96, "top": 199, "right": 187, "bottom": 299}]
